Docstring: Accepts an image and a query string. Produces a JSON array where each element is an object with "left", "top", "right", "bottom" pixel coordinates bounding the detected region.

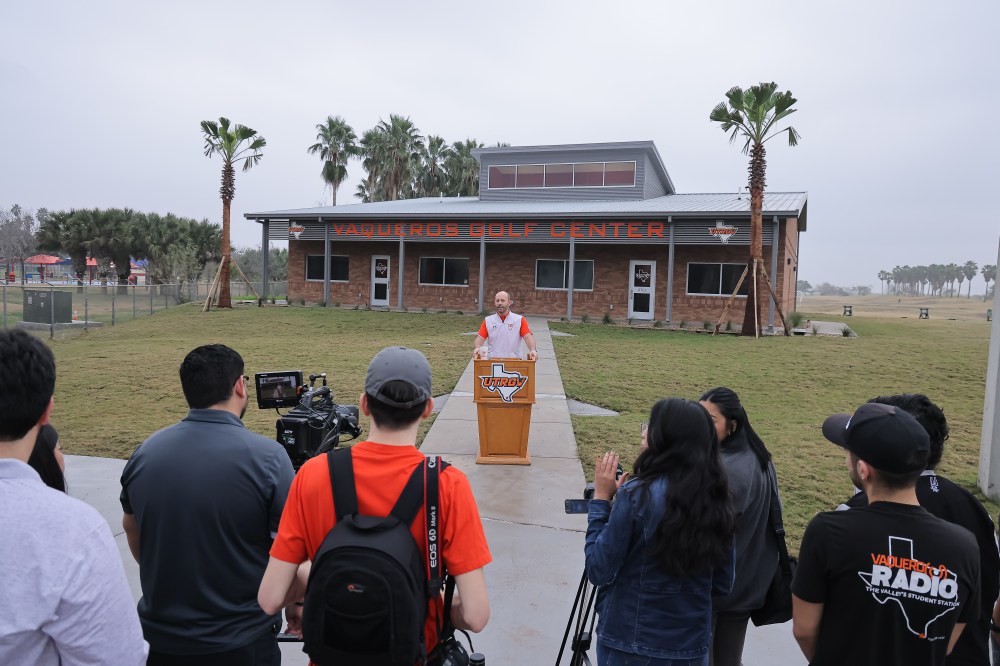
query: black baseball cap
[
  {"left": 364, "top": 346, "right": 432, "bottom": 408},
  {"left": 822, "top": 402, "right": 930, "bottom": 474}
]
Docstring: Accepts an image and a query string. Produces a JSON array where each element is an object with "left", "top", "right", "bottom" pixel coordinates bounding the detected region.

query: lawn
[
  {"left": 43, "top": 304, "right": 481, "bottom": 459},
  {"left": 29, "top": 299, "right": 996, "bottom": 551},
  {"left": 552, "top": 312, "right": 995, "bottom": 547}
]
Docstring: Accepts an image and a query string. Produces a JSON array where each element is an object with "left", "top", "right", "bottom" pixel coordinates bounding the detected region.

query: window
[
  {"left": 488, "top": 165, "right": 516, "bottom": 188},
  {"left": 535, "top": 259, "right": 595, "bottom": 290},
  {"left": 306, "top": 255, "right": 349, "bottom": 281},
  {"left": 687, "top": 263, "right": 748, "bottom": 296},
  {"left": 573, "top": 163, "right": 604, "bottom": 187},
  {"left": 604, "top": 161, "right": 636, "bottom": 186},
  {"left": 419, "top": 257, "right": 469, "bottom": 286},
  {"left": 515, "top": 164, "right": 544, "bottom": 188},
  {"left": 486, "top": 161, "right": 638, "bottom": 189},
  {"left": 545, "top": 163, "right": 573, "bottom": 187}
]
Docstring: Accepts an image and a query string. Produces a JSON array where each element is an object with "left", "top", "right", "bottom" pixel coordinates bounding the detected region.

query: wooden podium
[{"left": 473, "top": 358, "right": 535, "bottom": 465}]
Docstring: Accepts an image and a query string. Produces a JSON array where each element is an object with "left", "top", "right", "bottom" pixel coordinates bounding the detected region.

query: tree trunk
[
  {"left": 219, "top": 197, "right": 232, "bottom": 308},
  {"left": 741, "top": 143, "right": 766, "bottom": 337}
]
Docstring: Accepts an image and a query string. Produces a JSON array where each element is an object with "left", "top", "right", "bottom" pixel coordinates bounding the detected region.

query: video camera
[{"left": 254, "top": 370, "right": 362, "bottom": 470}]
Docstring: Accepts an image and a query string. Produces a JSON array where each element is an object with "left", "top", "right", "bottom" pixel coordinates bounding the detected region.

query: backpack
[{"left": 302, "top": 447, "right": 447, "bottom": 666}]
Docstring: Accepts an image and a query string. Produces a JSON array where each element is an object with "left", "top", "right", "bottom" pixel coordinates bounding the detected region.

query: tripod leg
[{"left": 556, "top": 570, "right": 589, "bottom": 665}]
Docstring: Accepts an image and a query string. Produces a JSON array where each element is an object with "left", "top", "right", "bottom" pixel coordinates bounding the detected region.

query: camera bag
[{"left": 302, "top": 447, "right": 447, "bottom": 665}]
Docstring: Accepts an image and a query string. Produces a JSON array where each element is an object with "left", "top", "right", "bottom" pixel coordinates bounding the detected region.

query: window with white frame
[
  {"left": 535, "top": 259, "right": 595, "bottom": 290},
  {"left": 306, "top": 255, "right": 349, "bottom": 281},
  {"left": 419, "top": 257, "right": 469, "bottom": 286},
  {"left": 487, "top": 161, "right": 636, "bottom": 189},
  {"left": 686, "top": 262, "right": 748, "bottom": 296}
]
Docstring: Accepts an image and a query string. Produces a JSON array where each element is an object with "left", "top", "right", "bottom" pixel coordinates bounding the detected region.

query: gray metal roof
[
  {"left": 471, "top": 140, "right": 675, "bottom": 194},
  {"left": 245, "top": 191, "right": 808, "bottom": 229}
]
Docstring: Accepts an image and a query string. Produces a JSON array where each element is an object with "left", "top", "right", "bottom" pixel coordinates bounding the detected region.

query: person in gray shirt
[
  {"left": 121, "top": 344, "right": 294, "bottom": 665},
  {"left": 0, "top": 329, "right": 147, "bottom": 666}
]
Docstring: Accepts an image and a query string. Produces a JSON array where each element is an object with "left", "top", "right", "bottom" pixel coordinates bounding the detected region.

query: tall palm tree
[
  {"left": 377, "top": 115, "right": 423, "bottom": 201},
  {"left": 417, "top": 135, "right": 451, "bottom": 197},
  {"left": 983, "top": 264, "right": 996, "bottom": 301},
  {"left": 710, "top": 83, "right": 800, "bottom": 337},
  {"left": 200, "top": 117, "right": 265, "bottom": 308},
  {"left": 307, "top": 116, "right": 358, "bottom": 206},
  {"left": 877, "top": 270, "right": 890, "bottom": 295}
]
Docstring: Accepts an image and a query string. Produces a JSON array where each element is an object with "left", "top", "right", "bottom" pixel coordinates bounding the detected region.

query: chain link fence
[{"left": 1, "top": 280, "right": 288, "bottom": 337}]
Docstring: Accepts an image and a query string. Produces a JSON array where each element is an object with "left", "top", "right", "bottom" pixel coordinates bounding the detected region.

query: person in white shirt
[
  {"left": 0, "top": 329, "right": 147, "bottom": 666},
  {"left": 472, "top": 291, "right": 538, "bottom": 360}
]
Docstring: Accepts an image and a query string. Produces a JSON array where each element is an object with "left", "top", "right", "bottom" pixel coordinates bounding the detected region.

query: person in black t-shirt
[
  {"left": 843, "top": 394, "right": 999, "bottom": 666},
  {"left": 792, "top": 402, "right": 981, "bottom": 666}
]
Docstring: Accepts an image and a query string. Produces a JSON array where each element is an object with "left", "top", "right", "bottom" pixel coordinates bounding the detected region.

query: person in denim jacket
[{"left": 586, "top": 398, "right": 736, "bottom": 666}]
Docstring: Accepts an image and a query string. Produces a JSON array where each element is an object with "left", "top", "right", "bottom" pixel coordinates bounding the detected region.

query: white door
[
  {"left": 371, "top": 255, "right": 390, "bottom": 307},
  {"left": 628, "top": 260, "right": 655, "bottom": 320}
]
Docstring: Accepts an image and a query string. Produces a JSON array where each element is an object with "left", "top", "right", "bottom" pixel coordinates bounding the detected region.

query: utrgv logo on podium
[{"left": 479, "top": 363, "right": 528, "bottom": 403}]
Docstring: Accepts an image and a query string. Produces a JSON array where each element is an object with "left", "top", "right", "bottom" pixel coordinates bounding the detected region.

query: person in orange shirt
[
  {"left": 473, "top": 291, "right": 538, "bottom": 360},
  {"left": 258, "top": 346, "right": 492, "bottom": 658}
]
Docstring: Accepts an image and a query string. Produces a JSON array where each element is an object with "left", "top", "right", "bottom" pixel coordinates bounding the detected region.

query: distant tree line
[
  {"left": 0, "top": 204, "right": 45, "bottom": 279},
  {"left": 878, "top": 263, "right": 995, "bottom": 299},
  {"left": 308, "top": 114, "right": 491, "bottom": 205},
  {"left": 32, "top": 208, "right": 221, "bottom": 289}
]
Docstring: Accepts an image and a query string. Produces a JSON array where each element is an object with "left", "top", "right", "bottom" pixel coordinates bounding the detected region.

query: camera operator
[
  {"left": 120, "top": 344, "right": 295, "bottom": 665},
  {"left": 259, "top": 346, "right": 493, "bottom": 659}
]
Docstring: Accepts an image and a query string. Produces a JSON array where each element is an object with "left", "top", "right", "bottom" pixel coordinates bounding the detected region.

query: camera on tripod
[{"left": 254, "top": 370, "right": 362, "bottom": 470}]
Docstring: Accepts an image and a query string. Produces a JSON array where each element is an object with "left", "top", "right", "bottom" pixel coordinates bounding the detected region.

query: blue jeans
[{"left": 597, "top": 642, "right": 709, "bottom": 666}]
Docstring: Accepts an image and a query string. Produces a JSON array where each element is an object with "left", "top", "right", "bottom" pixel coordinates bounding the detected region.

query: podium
[{"left": 473, "top": 358, "right": 535, "bottom": 465}]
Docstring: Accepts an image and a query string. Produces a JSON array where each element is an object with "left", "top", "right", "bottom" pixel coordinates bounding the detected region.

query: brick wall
[{"left": 287, "top": 221, "right": 801, "bottom": 327}]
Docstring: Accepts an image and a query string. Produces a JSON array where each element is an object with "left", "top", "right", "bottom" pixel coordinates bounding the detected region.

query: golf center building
[{"left": 247, "top": 141, "right": 807, "bottom": 327}]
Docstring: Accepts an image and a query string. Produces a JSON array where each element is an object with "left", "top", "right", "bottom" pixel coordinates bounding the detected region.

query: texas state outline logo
[
  {"left": 857, "top": 536, "right": 961, "bottom": 641},
  {"left": 479, "top": 363, "right": 528, "bottom": 403}
]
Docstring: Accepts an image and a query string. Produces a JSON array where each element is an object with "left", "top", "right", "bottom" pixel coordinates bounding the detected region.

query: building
[{"left": 246, "top": 141, "right": 807, "bottom": 327}]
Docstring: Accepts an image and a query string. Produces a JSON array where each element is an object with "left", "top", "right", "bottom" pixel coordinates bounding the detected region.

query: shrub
[
  {"left": 842, "top": 326, "right": 853, "bottom": 337},
  {"left": 811, "top": 325, "right": 819, "bottom": 336},
  {"left": 787, "top": 311, "right": 805, "bottom": 329},
  {"left": 581, "top": 314, "right": 590, "bottom": 323},
  {"left": 422, "top": 307, "right": 428, "bottom": 313},
  {"left": 353, "top": 304, "right": 360, "bottom": 310},
  {"left": 679, "top": 321, "right": 686, "bottom": 329},
  {"left": 602, "top": 313, "right": 613, "bottom": 324},
  {"left": 299, "top": 298, "right": 306, "bottom": 306},
  {"left": 455, "top": 310, "right": 463, "bottom": 315},
  {"left": 725, "top": 320, "right": 733, "bottom": 332},
  {"left": 703, "top": 320, "right": 711, "bottom": 330},
  {"left": 333, "top": 301, "right": 341, "bottom": 307},
  {"left": 653, "top": 319, "right": 664, "bottom": 328},
  {"left": 319, "top": 300, "right": 326, "bottom": 308}
]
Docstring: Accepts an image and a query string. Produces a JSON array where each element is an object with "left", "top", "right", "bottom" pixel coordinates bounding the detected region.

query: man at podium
[{"left": 472, "top": 291, "right": 538, "bottom": 360}]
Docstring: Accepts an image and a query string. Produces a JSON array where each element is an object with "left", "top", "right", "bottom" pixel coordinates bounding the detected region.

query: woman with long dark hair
[
  {"left": 27, "top": 424, "right": 67, "bottom": 492},
  {"left": 699, "top": 387, "right": 777, "bottom": 666},
  {"left": 585, "top": 398, "right": 735, "bottom": 666}
]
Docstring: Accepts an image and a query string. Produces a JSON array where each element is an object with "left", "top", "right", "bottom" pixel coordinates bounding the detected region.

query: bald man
[{"left": 472, "top": 291, "right": 538, "bottom": 360}]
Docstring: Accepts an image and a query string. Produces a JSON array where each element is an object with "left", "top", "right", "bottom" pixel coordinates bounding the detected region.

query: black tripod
[{"left": 555, "top": 570, "right": 598, "bottom": 666}]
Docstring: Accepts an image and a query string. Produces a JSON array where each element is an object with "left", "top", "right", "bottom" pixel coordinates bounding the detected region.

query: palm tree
[
  {"left": 877, "top": 270, "right": 890, "bottom": 295},
  {"left": 378, "top": 115, "right": 423, "bottom": 201},
  {"left": 962, "top": 260, "right": 978, "bottom": 298},
  {"left": 445, "top": 139, "right": 484, "bottom": 197},
  {"left": 984, "top": 264, "right": 997, "bottom": 301},
  {"left": 308, "top": 116, "right": 358, "bottom": 206},
  {"left": 417, "top": 135, "right": 451, "bottom": 197},
  {"left": 710, "top": 83, "right": 800, "bottom": 337},
  {"left": 200, "top": 117, "right": 265, "bottom": 308}
]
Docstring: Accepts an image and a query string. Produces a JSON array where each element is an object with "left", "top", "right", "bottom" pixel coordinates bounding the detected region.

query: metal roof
[
  {"left": 471, "top": 140, "right": 675, "bottom": 194},
  {"left": 245, "top": 191, "right": 808, "bottom": 230}
]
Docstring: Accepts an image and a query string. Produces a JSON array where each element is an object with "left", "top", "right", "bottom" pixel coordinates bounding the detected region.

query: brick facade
[{"left": 287, "top": 218, "right": 801, "bottom": 328}]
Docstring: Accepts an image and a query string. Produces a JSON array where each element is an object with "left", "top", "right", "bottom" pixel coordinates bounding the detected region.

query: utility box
[{"left": 23, "top": 290, "right": 72, "bottom": 324}]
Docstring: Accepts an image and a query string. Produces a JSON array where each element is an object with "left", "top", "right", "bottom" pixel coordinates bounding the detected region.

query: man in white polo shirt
[{"left": 473, "top": 290, "right": 538, "bottom": 360}]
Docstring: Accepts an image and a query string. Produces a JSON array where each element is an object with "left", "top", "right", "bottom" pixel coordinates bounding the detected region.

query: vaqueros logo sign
[
  {"left": 479, "top": 363, "right": 528, "bottom": 403},
  {"left": 288, "top": 226, "right": 305, "bottom": 240},
  {"left": 708, "top": 221, "right": 738, "bottom": 244}
]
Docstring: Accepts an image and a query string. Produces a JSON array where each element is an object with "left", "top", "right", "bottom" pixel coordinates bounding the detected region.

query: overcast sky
[{"left": 2, "top": 0, "right": 997, "bottom": 289}]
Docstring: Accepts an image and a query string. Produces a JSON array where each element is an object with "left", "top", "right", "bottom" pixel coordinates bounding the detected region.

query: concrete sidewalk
[{"left": 63, "top": 315, "right": 804, "bottom": 664}]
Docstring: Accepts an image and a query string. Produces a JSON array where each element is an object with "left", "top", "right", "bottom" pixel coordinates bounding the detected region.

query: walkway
[{"left": 62, "top": 316, "right": 804, "bottom": 664}]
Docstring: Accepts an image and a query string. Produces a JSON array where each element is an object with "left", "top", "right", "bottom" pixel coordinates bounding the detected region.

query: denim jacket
[{"left": 585, "top": 476, "right": 735, "bottom": 659}]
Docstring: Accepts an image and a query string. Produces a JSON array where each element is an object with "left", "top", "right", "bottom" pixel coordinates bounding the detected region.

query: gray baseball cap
[{"left": 365, "top": 346, "right": 433, "bottom": 408}]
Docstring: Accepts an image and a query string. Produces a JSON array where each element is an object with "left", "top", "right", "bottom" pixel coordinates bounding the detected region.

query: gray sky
[{"left": 2, "top": 0, "right": 997, "bottom": 289}]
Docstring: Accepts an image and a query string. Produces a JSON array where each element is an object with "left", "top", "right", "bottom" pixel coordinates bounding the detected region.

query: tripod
[{"left": 555, "top": 569, "right": 598, "bottom": 666}]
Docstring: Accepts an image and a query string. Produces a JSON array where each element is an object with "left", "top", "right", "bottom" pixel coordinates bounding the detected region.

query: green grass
[
  {"left": 42, "top": 304, "right": 480, "bottom": 459},
  {"left": 551, "top": 316, "right": 995, "bottom": 549}
]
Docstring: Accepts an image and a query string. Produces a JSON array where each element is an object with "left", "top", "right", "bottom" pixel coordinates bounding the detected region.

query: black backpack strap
[
  {"left": 328, "top": 447, "right": 358, "bottom": 519},
  {"left": 765, "top": 462, "right": 793, "bottom": 575}
]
